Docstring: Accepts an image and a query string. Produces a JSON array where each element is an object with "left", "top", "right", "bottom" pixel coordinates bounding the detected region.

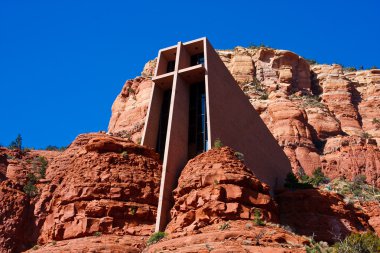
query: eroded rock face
[
  {"left": 321, "top": 136, "right": 380, "bottom": 187},
  {"left": 166, "top": 147, "right": 278, "bottom": 233},
  {"left": 24, "top": 235, "right": 146, "bottom": 253},
  {"left": 36, "top": 133, "right": 162, "bottom": 244},
  {"left": 276, "top": 189, "right": 371, "bottom": 243},
  {"left": 148, "top": 148, "right": 308, "bottom": 252},
  {"left": 360, "top": 201, "right": 380, "bottom": 236},
  {"left": 108, "top": 77, "right": 153, "bottom": 142},
  {"left": 0, "top": 181, "right": 30, "bottom": 253},
  {"left": 149, "top": 220, "right": 309, "bottom": 253}
]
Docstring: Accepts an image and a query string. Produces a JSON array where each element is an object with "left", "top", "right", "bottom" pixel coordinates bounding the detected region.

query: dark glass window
[
  {"left": 190, "top": 53, "right": 204, "bottom": 66},
  {"left": 167, "top": 61, "right": 175, "bottom": 73},
  {"left": 156, "top": 90, "right": 172, "bottom": 159},
  {"left": 188, "top": 82, "right": 208, "bottom": 158}
]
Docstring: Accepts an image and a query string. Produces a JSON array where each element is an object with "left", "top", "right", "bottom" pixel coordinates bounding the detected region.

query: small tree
[
  {"left": 309, "top": 167, "right": 329, "bottom": 187},
  {"left": 9, "top": 134, "right": 22, "bottom": 150},
  {"left": 36, "top": 156, "right": 48, "bottom": 179}
]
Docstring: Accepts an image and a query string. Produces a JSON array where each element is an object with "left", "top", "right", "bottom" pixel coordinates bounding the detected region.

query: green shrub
[
  {"left": 361, "top": 132, "right": 373, "bottom": 139},
  {"left": 6, "top": 154, "right": 15, "bottom": 160},
  {"left": 302, "top": 95, "right": 324, "bottom": 108},
  {"left": 333, "top": 232, "right": 380, "bottom": 253},
  {"left": 23, "top": 173, "right": 38, "bottom": 197},
  {"left": 344, "top": 67, "right": 357, "bottom": 72},
  {"left": 93, "top": 231, "right": 102, "bottom": 237},
  {"left": 129, "top": 206, "right": 137, "bottom": 215},
  {"left": 219, "top": 222, "right": 230, "bottom": 230},
  {"left": 128, "top": 87, "right": 135, "bottom": 94},
  {"left": 259, "top": 93, "right": 269, "bottom": 100},
  {"left": 305, "top": 58, "right": 318, "bottom": 65},
  {"left": 371, "top": 66, "right": 378, "bottom": 70},
  {"left": 214, "top": 138, "right": 223, "bottom": 149},
  {"left": 121, "top": 151, "right": 128, "bottom": 159},
  {"left": 350, "top": 175, "right": 366, "bottom": 196},
  {"left": 372, "top": 118, "right": 380, "bottom": 129},
  {"left": 36, "top": 156, "right": 48, "bottom": 179},
  {"left": 147, "top": 232, "right": 167, "bottom": 245},
  {"left": 23, "top": 181, "right": 38, "bottom": 197},
  {"left": 309, "top": 167, "right": 329, "bottom": 187},
  {"left": 253, "top": 209, "right": 265, "bottom": 226},
  {"left": 234, "top": 152, "right": 244, "bottom": 161},
  {"left": 45, "top": 145, "right": 59, "bottom": 151}
]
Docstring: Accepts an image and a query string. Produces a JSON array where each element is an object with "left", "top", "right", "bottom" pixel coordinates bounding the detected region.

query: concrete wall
[
  {"left": 155, "top": 74, "right": 190, "bottom": 231},
  {"left": 141, "top": 84, "right": 164, "bottom": 147},
  {"left": 205, "top": 38, "right": 291, "bottom": 189}
]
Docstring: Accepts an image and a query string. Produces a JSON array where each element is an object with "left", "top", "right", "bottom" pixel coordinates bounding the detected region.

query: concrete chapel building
[{"left": 141, "top": 37, "right": 291, "bottom": 231}]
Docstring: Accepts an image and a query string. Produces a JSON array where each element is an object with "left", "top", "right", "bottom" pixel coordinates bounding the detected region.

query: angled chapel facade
[{"left": 141, "top": 37, "right": 291, "bottom": 231}]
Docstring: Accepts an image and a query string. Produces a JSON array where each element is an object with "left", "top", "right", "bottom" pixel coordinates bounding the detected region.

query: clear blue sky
[{"left": 1, "top": 0, "right": 379, "bottom": 149}]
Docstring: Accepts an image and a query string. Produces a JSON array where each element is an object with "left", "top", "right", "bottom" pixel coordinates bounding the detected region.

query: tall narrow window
[
  {"left": 156, "top": 90, "right": 172, "bottom": 159},
  {"left": 188, "top": 82, "right": 208, "bottom": 159},
  {"left": 190, "top": 53, "right": 204, "bottom": 66},
  {"left": 167, "top": 61, "right": 175, "bottom": 73}
]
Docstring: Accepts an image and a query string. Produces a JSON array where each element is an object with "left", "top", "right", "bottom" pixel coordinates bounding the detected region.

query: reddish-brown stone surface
[
  {"left": 276, "top": 189, "right": 371, "bottom": 243},
  {"left": 321, "top": 136, "right": 380, "bottom": 187},
  {"left": 360, "top": 201, "right": 380, "bottom": 236},
  {"left": 108, "top": 77, "right": 153, "bottom": 142},
  {"left": 148, "top": 148, "right": 308, "bottom": 252},
  {"left": 166, "top": 147, "right": 278, "bottom": 233},
  {"left": 24, "top": 235, "right": 146, "bottom": 253},
  {"left": 148, "top": 221, "right": 308, "bottom": 253},
  {"left": 35, "top": 133, "right": 162, "bottom": 244},
  {"left": 0, "top": 180, "right": 30, "bottom": 253}
]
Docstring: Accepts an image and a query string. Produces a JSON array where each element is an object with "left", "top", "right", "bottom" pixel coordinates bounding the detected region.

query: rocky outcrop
[
  {"left": 108, "top": 77, "right": 153, "bottom": 142},
  {"left": 149, "top": 221, "right": 309, "bottom": 253},
  {"left": 148, "top": 147, "right": 309, "bottom": 252},
  {"left": 25, "top": 235, "right": 146, "bottom": 253},
  {"left": 360, "top": 201, "right": 380, "bottom": 236},
  {"left": 166, "top": 147, "right": 278, "bottom": 233},
  {"left": 276, "top": 189, "right": 371, "bottom": 243},
  {"left": 0, "top": 181, "right": 30, "bottom": 253},
  {"left": 0, "top": 149, "right": 8, "bottom": 181},
  {"left": 35, "top": 133, "right": 162, "bottom": 244},
  {"left": 312, "top": 65, "right": 363, "bottom": 136},
  {"left": 321, "top": 136, "right": 380, "bottom": 187}
]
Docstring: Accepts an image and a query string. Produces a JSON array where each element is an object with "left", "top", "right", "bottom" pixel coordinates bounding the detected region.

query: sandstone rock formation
[
  {"left": 25, "top": 235, "right": 146, "bottom": 253},
  {"left": 108, "top": 77, "right": 153, "bottom": 143},
  {"left": 276, "top": 189, "right": 371, "bottom": 243},
  {"left": 321, "top": 136, "right": 380, "bottom": 186},
  {"left": 35, "top": 133, "right": 162, "bottom": 244},
  {"left": 166, "top": 147, "right": 278, "bottom": 233},
  {"left": 0, "top": 181, "right": 30, "bottom": 253},
  {"left": 148, "top": 147, "right": 309, "bottom": 252},
  {"left": 149, "top": 221, "right": 309, "bottom": 253}
]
